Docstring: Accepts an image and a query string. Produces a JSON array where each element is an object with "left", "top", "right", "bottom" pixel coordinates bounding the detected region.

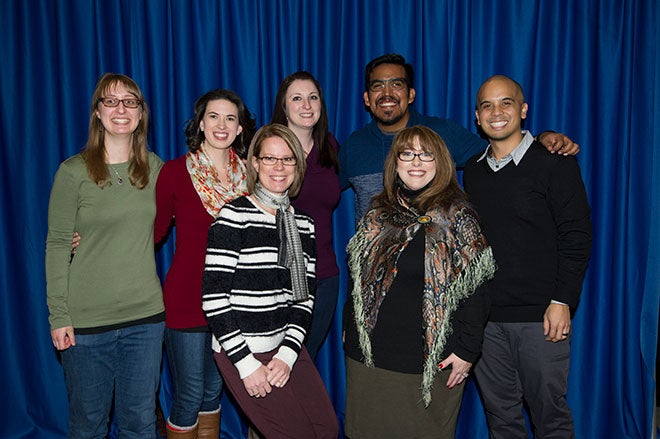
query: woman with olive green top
[
  {"left": 46, "top": 152, "right": 163, "bottom": 329},
  {"left": 45, "top": 73, "right": 164, "bottom": 439}
]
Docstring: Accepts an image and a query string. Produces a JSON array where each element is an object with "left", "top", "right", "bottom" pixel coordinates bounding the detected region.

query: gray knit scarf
[{"left": 253, "top": 183, "right": 309, "bottom": 301}]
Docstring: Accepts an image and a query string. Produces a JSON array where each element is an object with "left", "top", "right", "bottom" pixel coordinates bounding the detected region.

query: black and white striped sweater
[{"left": 202, "top": 196, "right": 316, "bottom": 379}]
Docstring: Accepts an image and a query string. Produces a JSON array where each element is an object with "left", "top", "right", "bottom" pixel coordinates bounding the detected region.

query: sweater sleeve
[
  {"left": 45, "top": 160, "right": 79, "bottom": 329},
  {"left": 451, "top": 283, "right": 490, "bottom": 363},
  {"left": 445, "top": 205, "right": 495, "bottom": 362},
  {"left": 202, "top": 207, "right": 262, "bottom": 378},
  {"left": 548, "top": 157, "right": 592, "bottom": 307},
  {"left": 154, "top": 160, "right": 175, "bottom": 245}
]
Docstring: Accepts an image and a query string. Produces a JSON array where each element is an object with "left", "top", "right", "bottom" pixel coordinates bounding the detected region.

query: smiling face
[
  {"left": 251, "top": 136, "right": 296, "bottom": 195},
  {"left": 95, "top": 83, "right": 142, "bottom": 138},
  {"left": 396, "top": 137, "right": 437, "bottom": 190},
  {"left": 199, "top": 99, "right": 243, "bottom": 151},
  {"left": 284, "top": 79, "right": 321, "bottom": 131},
  {"left": 475, "top": 76, "right": 528, "bottom": 146},
  {"left": 363, "top": 63, "right": 416, "bottom": 132}
]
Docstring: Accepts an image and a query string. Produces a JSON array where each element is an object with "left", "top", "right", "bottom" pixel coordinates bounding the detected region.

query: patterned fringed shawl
[{"left": 346, "top": 200, "right": 496, "bottom": 406}]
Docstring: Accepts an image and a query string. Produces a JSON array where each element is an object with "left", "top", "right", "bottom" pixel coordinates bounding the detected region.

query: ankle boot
[
  {"left": 166, "top": 419, "right": 198, "bottom": 439},
  {"left": 197, "top": 408, "right": 221, "bottom": 439}
]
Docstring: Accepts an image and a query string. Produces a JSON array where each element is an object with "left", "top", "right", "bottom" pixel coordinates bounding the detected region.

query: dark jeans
[
  {"left": 305, "top": 275, "right": 339, "bottom": 359},
  {"left": 62, "top": 322, "right": 164, "bottom": 439},
  {"left": 164, "top": 329, "right": 222, "bottom": 427}
]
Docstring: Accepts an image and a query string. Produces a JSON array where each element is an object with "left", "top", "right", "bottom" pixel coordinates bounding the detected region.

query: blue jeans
[
  {"left": 61, "top": 321, "right": 164, "bottom": 439},
  {"left": 305, "top": 275, "right": 339, "bottom": 359},
  {"left": 165, "top": 329, "right": 222, "bottom": 427}
]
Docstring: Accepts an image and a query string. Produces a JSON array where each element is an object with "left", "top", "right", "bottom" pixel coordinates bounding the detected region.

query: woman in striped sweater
[{"left": 202, "top": 124, "right": 338, "bottom": 438}]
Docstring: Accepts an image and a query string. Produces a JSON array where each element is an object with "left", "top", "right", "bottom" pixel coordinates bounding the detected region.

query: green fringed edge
[
  {"left": 346, "top": 226, "right": 375, "bottom": 367},
  {"left": 420, "top": 246, "right": 496, "bottom": 407}
]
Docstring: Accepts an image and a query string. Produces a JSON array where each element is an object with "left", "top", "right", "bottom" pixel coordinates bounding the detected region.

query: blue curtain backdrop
[{"left": 1, "top": 0, "right": 658, "bottom": 438}]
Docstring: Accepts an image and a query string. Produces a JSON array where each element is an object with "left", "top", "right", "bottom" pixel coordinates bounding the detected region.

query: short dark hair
[
  {"left": 364, "top": 53, "right": 415, "bottom": 92},
  {"left": 184, "top": 89, "right": 256, "bottom": 159}
]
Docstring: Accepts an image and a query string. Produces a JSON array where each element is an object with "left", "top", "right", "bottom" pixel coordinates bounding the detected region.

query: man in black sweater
[{"left": 464, "top": 75, "right": 592, "bottom": 439}]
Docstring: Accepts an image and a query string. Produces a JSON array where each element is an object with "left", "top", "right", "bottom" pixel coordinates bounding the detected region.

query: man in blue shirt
[{"left": 339, "top": 53, "right": 578, "bottom": 222}]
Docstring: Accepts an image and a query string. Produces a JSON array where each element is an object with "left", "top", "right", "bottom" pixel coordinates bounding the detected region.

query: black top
[
  {"left": 344, "top": 229, "right": 489, "bottom": 372},
  {"left": 463, "top": 141, "right": 592, "bottom": 322}
]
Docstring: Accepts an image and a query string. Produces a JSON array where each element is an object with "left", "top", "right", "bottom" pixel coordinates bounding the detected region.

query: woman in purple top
[{"left": 271, "top": 71, "right": 341, "bottom": 359}]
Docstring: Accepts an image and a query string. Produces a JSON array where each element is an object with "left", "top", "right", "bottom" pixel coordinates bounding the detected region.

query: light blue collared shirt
[{"left": 477, "top": 130, "right": 535, "bottom": 172}]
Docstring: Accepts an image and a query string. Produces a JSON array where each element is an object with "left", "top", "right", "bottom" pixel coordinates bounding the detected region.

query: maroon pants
[{"left": 215, "top": 347, "right": 338, "bottom": 438}]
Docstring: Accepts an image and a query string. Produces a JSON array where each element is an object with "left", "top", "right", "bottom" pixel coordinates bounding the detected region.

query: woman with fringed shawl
[{"left": 343, "top": 125, "right": 496, "bottom": 439}]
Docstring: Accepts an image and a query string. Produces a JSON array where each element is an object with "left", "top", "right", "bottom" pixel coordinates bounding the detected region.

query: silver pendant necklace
[{"left": 110, "top": 165, "right": 124, "bottom": 185}]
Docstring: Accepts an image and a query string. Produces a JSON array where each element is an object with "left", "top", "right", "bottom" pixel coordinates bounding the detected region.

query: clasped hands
[{"left": 243, "top": 358, "right": 291, "bottom": 398}]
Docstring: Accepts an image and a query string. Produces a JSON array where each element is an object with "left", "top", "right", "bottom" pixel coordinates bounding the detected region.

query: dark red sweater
[{"left": 154, "top": 156, "right": 219, "bottom": 329}]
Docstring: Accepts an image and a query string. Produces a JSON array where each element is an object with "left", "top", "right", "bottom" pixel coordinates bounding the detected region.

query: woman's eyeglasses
[
  {"left": 398, "top": 150, "right": 435, "bottom": 162},
  {"left": 98, "top": 97, "right": 142, "bottom": 109},
  {"left": 257, "top": 156, "right": 297, "bottom": 166}
]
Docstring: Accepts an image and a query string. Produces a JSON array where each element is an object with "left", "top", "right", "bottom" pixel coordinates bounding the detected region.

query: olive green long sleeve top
[{"left": 46, "top": 153, "right": 164, "bottom": 330}]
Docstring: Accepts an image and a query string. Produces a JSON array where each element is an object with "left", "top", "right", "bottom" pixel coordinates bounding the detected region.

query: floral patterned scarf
[
  {"left": 186, "top": 147, "right": 248, "bottom": 217},
  {"left": 346, "top": 196, "right": 496, "bottom": 406}
]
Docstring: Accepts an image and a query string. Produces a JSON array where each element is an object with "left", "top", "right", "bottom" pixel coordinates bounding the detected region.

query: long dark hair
[
  {"left": 271, "top": 71, "right": 339, "bottom": 172},
  {"left": 184, "top": 89, "right": 256, "bottom": 159}
]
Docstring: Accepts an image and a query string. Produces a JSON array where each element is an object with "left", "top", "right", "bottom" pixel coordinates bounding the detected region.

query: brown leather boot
[
  {"left": 197, "top": 408, "right": 221, "bottom": 439},
  {"left": 166, "top": 420, "right": 198, "bottom": 439}
]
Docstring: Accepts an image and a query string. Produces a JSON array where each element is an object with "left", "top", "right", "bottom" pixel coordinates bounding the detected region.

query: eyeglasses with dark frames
[
  {"left": 98, "top": 97, "right": 142, "bottom": 109},
  {"left": 257, "top": 156, "right": 297, "bottom": 166},
  {"left": 398, "top": 150, "right": 435, "bottom": 162}
]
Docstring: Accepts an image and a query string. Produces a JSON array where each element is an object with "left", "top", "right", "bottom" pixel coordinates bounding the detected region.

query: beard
[{"left": 371, "top": 96, "right": 407, "bottom": 126}]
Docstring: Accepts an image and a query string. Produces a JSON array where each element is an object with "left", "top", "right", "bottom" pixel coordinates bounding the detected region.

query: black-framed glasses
[
  {"left": 398, "top": 150, "right": 435, "bottom": 162},
  {"left": 257, "top": 156, "right": 297, "bottom": 166},
  {"left": 98, "top": 97, "right": 142, "bottom": 109},
  {"left": 368, "top": 78, "right": 408, "bottom": 92}
]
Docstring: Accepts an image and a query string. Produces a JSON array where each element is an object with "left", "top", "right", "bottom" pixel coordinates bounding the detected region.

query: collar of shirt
[{"left": 477, "top": 130, "right": 534, "bottom": 172}]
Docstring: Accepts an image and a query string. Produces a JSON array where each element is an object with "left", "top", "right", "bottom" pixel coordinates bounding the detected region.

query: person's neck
[
  {"left": 489, "top": 133, "right": 524, "bottom": 160},
  {"left": 377, "top": 111, "right": 410, "bottom": 134},
  {"left": 104, "top": 136, "right": 133, "bottom": 164},
  {"left": 203, "top": 144, "right": 230, "bottom": 172},
  {"left": 288, "top": 124, "right": 314, "bottom": 155},
  {"left": 249, "top": 195, "right": 277, "bottom": 215}
]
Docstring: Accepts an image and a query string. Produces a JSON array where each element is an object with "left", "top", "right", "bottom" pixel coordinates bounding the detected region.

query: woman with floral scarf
[
  {"left": 154, "top": 89, "right": 256, "bottom": 438},
  {"left": 343, "top": 125, "right": 496, "bottom": 438}
]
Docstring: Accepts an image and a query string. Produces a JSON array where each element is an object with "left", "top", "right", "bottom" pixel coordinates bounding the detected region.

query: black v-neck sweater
[{"left": 464, "top": 142, "right": 592, "bottom": 322}]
